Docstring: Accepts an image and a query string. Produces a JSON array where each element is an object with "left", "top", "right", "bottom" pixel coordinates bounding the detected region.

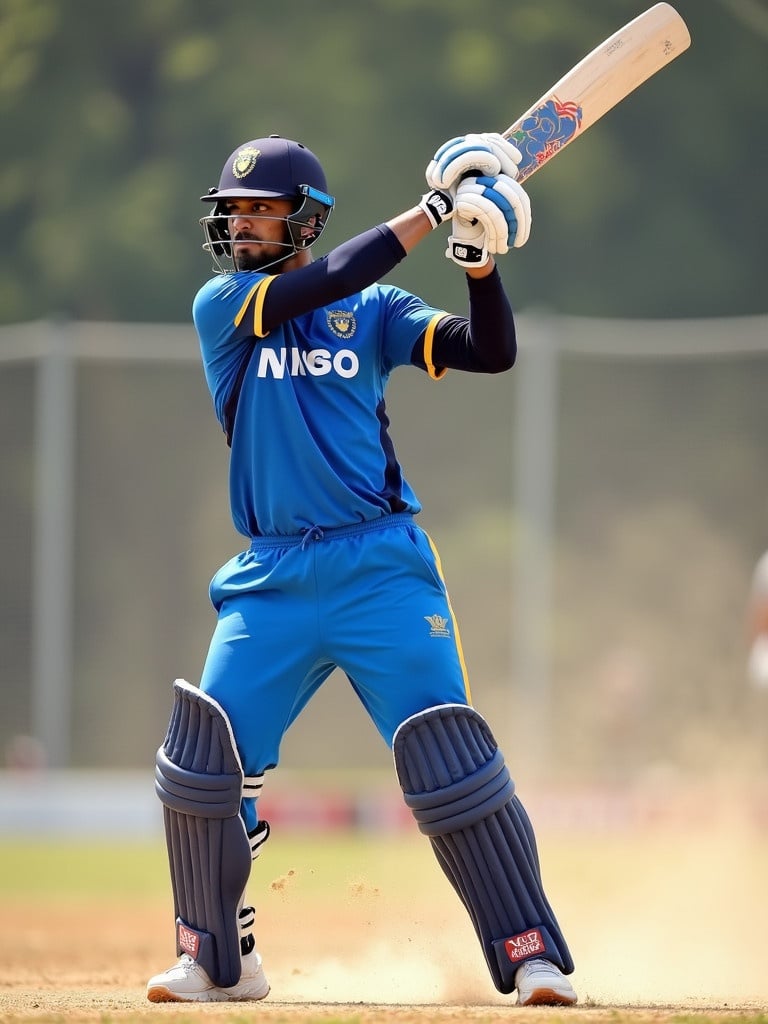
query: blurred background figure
[
  {"left": 4, "top": 734, "right": 47, "bottom": 772},
  {"left": 747, "top": 549, "right": 768, "bottom": 692}
]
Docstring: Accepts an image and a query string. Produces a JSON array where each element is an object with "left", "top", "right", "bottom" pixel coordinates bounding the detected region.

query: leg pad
[
  {"left": 393, "top": 703, "right": 573, "bottom": 994},
  {"left": 155, "top": 680, "right": 251, "bottom": 988}
]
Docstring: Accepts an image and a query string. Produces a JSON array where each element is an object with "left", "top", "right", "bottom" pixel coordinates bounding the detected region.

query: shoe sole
[
  {"left": 146, "top": 984, "right": 270, "bottom": 1004},
  {"left": 519, "top": 987, "right": 577, "bottom": 1007}
]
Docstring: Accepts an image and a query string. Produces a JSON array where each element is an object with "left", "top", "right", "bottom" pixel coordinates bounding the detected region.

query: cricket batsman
[{"left": 147, "top": 132, "right": 577, "bottom": 1007}]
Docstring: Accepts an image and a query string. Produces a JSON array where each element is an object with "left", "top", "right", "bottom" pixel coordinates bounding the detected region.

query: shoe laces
[{"left": 523, "top": 957, "right": 558, "bottom": 976}]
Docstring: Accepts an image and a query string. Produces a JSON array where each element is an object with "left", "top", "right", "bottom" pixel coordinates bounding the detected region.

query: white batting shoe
[
  {"left": 146, "top": 947, "right": 270, "bottom": 1003},
  {"left": 515, "top": 957, "right": 577, "bottom": 1006}
]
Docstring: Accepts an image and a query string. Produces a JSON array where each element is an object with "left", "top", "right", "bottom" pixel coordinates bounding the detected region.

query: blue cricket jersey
[{"left": 193, "top": 270, "right": 447, "bottom": 537}]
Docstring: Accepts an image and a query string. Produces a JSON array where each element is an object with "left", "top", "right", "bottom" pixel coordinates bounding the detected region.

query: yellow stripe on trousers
[{"left": 423, "top": 531, "right": 472, "bottom": 705}]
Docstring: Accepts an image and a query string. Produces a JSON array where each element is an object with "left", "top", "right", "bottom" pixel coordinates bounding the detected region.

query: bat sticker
[{"left": 511, "top": 98, "right": 584, "bottom": 178}]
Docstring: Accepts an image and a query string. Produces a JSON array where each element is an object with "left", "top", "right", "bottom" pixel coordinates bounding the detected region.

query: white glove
[
  {"left": 427, "top": 132, "right": 523, "bottom": 191},
  {"left": 455, "top": 173, "right": 532, "bottom": 252},
  {"left": 418, "top": 187, "right": 454, "bottom": 228},
  {"left": 445, "top": 216, "right": 490, "bottom": 269}
]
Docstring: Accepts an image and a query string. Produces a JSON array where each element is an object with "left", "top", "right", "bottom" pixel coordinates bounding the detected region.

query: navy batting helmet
[{"left": 200, "top": 135, "right": 335, "bottom": 273}]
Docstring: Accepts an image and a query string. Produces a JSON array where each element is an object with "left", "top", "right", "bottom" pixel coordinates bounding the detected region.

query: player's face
[{"left": 224, "top": 196, "right": 296, "bottom": 271}]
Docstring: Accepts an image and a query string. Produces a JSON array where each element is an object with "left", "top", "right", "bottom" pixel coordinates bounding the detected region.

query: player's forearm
[
  {"left": 387, "top": 206, "right": 499, "bottom": 282},
  {"left": 385, "top": 207, "right": 436, "bottom": 252},
  {"left": 427, "top": 267, "right": 516, "bottom": 373},
  {"left": 465, "top": 257, "right": 497, "bottom": 279}
]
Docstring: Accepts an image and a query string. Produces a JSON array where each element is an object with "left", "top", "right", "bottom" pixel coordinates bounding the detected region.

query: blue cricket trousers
[{"left": 199, "top": 513, "right": 471, "bottom": 828}]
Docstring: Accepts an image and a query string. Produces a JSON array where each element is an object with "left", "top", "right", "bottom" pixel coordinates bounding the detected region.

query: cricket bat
[{"left": 503, "top": 3, "right": 691, "bottom": 183}]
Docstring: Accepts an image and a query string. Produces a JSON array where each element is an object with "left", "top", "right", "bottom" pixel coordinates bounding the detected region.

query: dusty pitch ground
[
  {"left": 1, "top": 896, "right": 764, "bottom": 1024},
  {"left": 1, "top": 820, "right": 767, "bottom": 1023}
]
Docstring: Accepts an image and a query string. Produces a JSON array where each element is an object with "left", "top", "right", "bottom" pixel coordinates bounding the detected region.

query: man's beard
[
  {"left": 233, "top": 227, "right": 292, "bottom": 272},
  {"left": 234, "top": 248, "right": 275, "bottom": 271}
]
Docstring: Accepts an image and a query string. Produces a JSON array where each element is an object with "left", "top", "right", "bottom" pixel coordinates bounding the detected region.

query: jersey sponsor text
[{"left": 256, "top": 347, "right": 359, "bottom": 379}]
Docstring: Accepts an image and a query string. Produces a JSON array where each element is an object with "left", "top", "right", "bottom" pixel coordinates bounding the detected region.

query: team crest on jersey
[
  {"left": 232, "top": 146, "right": 261, "bottom": 179},
  {"left": 425, "top": 613, "right": 450, "bottom": 638},
  {"left": 326, "top": 309, "right": 357, "bottom": 339}
]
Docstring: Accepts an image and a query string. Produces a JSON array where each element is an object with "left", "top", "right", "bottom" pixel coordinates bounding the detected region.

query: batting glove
[
  {"left": 418, "top": 187, "right": 454, "bottom": 228},
  {"left": 427, "top": 132, "right": 523, "bottom": 192},
  {"left": 446, "top": 216, "right": 490, "bottom": 269},
  {"left": 455, "top": 173, "right": 532, "bottom": 252}
]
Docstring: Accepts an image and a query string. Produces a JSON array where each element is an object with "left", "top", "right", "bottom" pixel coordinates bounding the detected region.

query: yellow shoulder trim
[
  {"left": 233, "top": 281, "right": 260, "bottom": 328},
  {"left": 233, "top": 276, "right": 276, "bottom": 339},
  {"left": 252, "top": 276, "right": 275, "bottom": 338},
  {"left": 423, "top": 312, "right": 450, "bottom": 380}
]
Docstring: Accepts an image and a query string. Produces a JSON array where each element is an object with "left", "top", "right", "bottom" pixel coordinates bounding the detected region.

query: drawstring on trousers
[{"left": 300, "top": 525, "right": 325, "bottom": 549}]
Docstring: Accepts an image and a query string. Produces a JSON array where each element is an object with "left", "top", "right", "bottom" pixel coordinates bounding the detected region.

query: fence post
[
  {"left": 511, "top": 313, "right": 559, "bottom": 777},
  {"left": 31, "top": 320, "right": 76, "bottom": 768}
]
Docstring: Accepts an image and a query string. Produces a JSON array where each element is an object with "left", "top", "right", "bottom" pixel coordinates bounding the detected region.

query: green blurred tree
[
  {"left": 0, "top": 0, "right": 764, "bottom": 320},
  {"left": 2, "top": 0, "right": 768, "bottom": 773}
]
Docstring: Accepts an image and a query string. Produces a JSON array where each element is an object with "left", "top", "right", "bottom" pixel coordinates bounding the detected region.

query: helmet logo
[{"left": 232, "top": 146, "right": 261, "bottom": 179}]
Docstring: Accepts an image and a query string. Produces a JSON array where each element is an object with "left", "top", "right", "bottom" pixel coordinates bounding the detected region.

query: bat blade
[{"left": 503, "top": 3, "right": 691, "bottom": 183}]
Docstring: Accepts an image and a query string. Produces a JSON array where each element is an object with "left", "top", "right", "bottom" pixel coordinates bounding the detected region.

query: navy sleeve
[
  {"left": 411, "top": 267, "right": 517, "bottom": 374},
  {"left": 261, "top": 226, "right": 407, "bottom": 331}
]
